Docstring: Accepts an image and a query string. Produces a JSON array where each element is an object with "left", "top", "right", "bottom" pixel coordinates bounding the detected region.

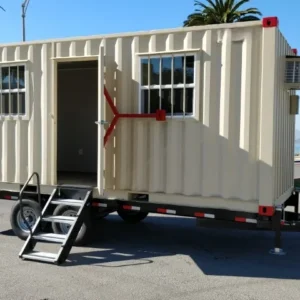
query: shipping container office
[{"left": 1, "top": 17, "right": 300, "bottom": 262}]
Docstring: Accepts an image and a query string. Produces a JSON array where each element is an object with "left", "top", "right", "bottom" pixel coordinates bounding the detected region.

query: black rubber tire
[
  {"left": 51, "top": 204, "right": 92, "bottom": 246},
  {"left": 117, "top": 209, "right": 148, "bottom": 224},
  {"left": 91, "top": 208, "right": 110, "bottom": 220},
  {"left": 10, "top": 199, "right": 41, "bottom": 240}
]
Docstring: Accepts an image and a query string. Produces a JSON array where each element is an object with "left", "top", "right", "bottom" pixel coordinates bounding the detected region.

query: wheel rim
[
  {"left": 59, "top": 209, "right": 77, "bottom": 234},
  {"left": 16, "top": 206, "right": 38, "bottom": 232}
]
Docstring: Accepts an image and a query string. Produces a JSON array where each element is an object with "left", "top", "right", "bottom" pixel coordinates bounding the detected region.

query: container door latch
[{"left": 95, "top": 120, "right": 109, "bottom": 125}]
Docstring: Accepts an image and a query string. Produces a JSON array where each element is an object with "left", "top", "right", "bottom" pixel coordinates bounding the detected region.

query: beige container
[{"left": 0, "top": 17, "right": 296, "bottom": 214}]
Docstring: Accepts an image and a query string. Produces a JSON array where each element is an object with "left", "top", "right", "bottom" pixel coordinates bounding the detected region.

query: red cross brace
[{"left": 103, "top": 87, "right": 166, "bottom": 146}]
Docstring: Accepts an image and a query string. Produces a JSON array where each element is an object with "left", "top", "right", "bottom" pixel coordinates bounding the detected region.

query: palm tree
[{"left": 183, "top": 0, "right": 262, "bottom": 27}]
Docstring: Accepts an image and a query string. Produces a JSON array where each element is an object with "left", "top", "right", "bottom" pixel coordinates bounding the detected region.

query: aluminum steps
[
  {"left": 22, "top": 251, "right": 57, "bottom": 263},
  {"left": 19, "top": 186, "right": 92, "bottom": 265},
  {"left": 32, "top": 233, "right": 66, "bottom": 243},
  {"left": 50, "top": 199, "right": 84, "bottom": 207},
  {"left": 42, "top": 215, "right": 76, "bottom": 224}
]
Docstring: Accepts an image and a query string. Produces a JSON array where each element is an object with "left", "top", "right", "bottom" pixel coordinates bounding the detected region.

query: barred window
[
  {"left": 140, "top": 54, "right": 195, "bottom": 117},
  {"left": 0, "top": 65, "right": 26, "bottom": 116}
]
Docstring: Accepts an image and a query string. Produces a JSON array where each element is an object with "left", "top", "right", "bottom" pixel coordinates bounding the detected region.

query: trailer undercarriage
[{"left": 1, "top": 175, "right": 300, "bottom": 264}]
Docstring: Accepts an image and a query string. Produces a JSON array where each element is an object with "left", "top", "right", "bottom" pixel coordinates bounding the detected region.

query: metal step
[
  {"left": 21, "top": 251, "right": 57, "bottom": 263},
  {"left": 42, "top": 215, "right": 76, "bottom": 224},
  {"left": 51, "top": 199, "right": 84, "bottom": 207},
  {"left": 18, "top": 183, "right": 93, "bottom": 265},
  {"left": 32, "top": 233, "right": 66, "bottom": 243}
]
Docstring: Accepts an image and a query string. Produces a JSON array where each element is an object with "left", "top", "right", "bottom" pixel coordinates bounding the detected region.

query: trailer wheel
[
  {"left": 91, "top": 207, "right": 110, "bottom": 220},
  {"left": 51, "top": 204, "right": 92, "bottom": 246},
  {"left": 117, "top": 209, "right": 148, "bottom": 224},
  {"left": 10, "top": 199, "right": 41, "bottom": 240}
]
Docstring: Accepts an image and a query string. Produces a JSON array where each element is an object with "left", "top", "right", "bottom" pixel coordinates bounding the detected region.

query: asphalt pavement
[{"left": 0, "top": 199, "right": 300, "bottom": 300}]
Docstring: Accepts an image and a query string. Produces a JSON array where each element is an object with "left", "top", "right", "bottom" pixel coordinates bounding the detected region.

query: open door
[{"left": 96, "top": 46, "right": 105, "bottom": 195}]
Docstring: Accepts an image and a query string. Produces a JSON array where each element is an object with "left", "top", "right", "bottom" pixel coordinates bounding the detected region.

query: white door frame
[
  {"left": 50, "top": 55, "right": 103, "bottom": 188},
  {"left": 97, "top": 46, "right": 105, "bottom": 195}
]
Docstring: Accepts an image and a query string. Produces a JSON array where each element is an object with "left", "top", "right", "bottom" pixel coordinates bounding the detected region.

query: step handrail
[{"left": 19, "top": 172, "right": 42, "bottom": 237}]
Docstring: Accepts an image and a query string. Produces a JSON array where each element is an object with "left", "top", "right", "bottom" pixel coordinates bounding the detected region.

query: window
[
  {"left": 140, "top": 54, "right": 195, "bottom": 117},
  {"left": 0, "top": 65, "right": 26, "bottom": 116}
]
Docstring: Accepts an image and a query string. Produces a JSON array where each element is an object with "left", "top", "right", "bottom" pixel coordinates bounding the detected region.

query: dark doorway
[{"left": 57, "top": 60, "right": 98, "bottom": 186}]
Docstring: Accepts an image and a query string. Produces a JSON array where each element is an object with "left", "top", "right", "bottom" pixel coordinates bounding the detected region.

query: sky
[{"left": 1, "top": 0, "right": 300, "bottom": 128}]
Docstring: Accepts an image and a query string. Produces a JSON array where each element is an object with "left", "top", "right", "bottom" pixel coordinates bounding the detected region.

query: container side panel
[
  {"left": 6, "top": 47, "right": 14, "bottom": 62},
  {"left": 0, "top": 24, "right": 268, "bottom": 208},
  {"left": 114, "top": 38, "right": 133, "bottom": 190},
  {"left": 202, "top": 28, "right": 261, "bottom": 201},
  {"left": 182, "top": 32, "right": 203, "bottom": 196},
  {"left": 183, "top": 121, "right": 202, "bottom": 196},
  {"left": 273, "top": 30, "right": 295, "bottom": 203},
  {"left": 258, "top": 27, "right": 277, "bottom": 206},
  {"left": 14, "top": 47, "right": 21, "bottom": 183},
  {"left": 89, "top": 39, "right": 101, "bottom": 56},
  {"left": 72, "top": 40, "right": 86, "bottom": 57},
  {"left": 83, "top": 40, "right": 92, "bottom": 56},
  {"left": 56, "top": 42, "right": 70, "bottom": 58},
  {"left": 173, "top": 33, "right": 187, "bottom": 51},
  {"left": 201, "top": 31, "right": 222, "bottom": 197},
  {"left": 132, "top": 120, "right": 149, "bottom": 191},
  {"left": 1, "top": 47, "right": 15, "bottom": 183},
  {"left": 41, "top": 44, "right": 51, "bottom": 184},
  {"left": 54, "top": 27, "right": 262, "bottom": 202},
  {"left": 219, "top": 29, "right": 232, "bottom": 140},
  {"left": 148, "top": 120, "right": 166, "bottom": 192},
  {"left": 14, "top": 46, "right": 28, "bottom": 184},
  {"left": 221, "top": 41, "right": 242, "bottom": 199},
  {"left": 101, "top": 39, "right": 116, "bottom": 190},
  {"left": 243, "top": 29, "right": 261, "bottom": 202},
  {"left": 0, "top": 44, "right": 42, "bottom": 185},
  {"left": 19, "top": 45, "right": 30, "bottom": 183},
  {"left": 27, "top": 45, "right": 42, "bottom": 184},
  {"left": 32, "top": 45, "right": 43, "bottom": 183},
  {"left": 165, "top": 121, "right": 184, "bottom": 194},
  {"left": 156, "top": 34, "right": 170, "bottom": 52}
]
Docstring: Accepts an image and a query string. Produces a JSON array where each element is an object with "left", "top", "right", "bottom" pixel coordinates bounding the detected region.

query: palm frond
[
  {"left": 195, "top": 0, "right": 218, "bottom": 11},
  {"left": 184, "top": 0, "right": 262, "bottom": 27},
  {"left": 236, "top": 8, "right": 262, "bottom": 16},
  {"left": 183, "top": 12, "right": 207, "bottom": 27},
  {"left": 231, "top": 0, "right": 250, "bottom": 12},
  {"left": 238, "top": 15, "right": 261, "bottom": 22},
  {"left": 228, "top": 0, "right": 236, "bottom": 9},
  {"left": 242, "top": 8, "right": 262, "bottom": 15},
  {"left": 216, "top": 0, "right": 225, "bottom": 11}
]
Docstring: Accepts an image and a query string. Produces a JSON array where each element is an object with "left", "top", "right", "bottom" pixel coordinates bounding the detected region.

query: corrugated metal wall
[
  {"left": 273, "top": 30, "right": 295, "bottom": 202},
  {"left": 0, "top": 22, "right": 294, "bottom": 206},
  {"left": 101, "top": 25, "right": 264, "bottom": 202},
  {"left": 0, "top": 43, "right": 53, "bottom": 185}
]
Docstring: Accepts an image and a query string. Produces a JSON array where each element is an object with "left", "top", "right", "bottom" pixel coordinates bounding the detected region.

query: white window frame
[
  {"left": 0, "top": 62, "right": 30, "bottom": 121},
  {"left": 138, "top": 52, "right": 199, "bottom": 119}
]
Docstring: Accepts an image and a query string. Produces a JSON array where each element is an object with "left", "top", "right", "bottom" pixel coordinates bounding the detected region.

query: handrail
[{"left": 19, "top": 172, "right": 41, "bottom": 237}]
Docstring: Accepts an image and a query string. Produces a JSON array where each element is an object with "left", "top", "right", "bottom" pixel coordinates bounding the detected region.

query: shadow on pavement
[
  {"left": 64, "top": 214, "right": 300, "bottom": 280},
  {"left": 0, "top": 229, "right": 15, "bottom": 236}
]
